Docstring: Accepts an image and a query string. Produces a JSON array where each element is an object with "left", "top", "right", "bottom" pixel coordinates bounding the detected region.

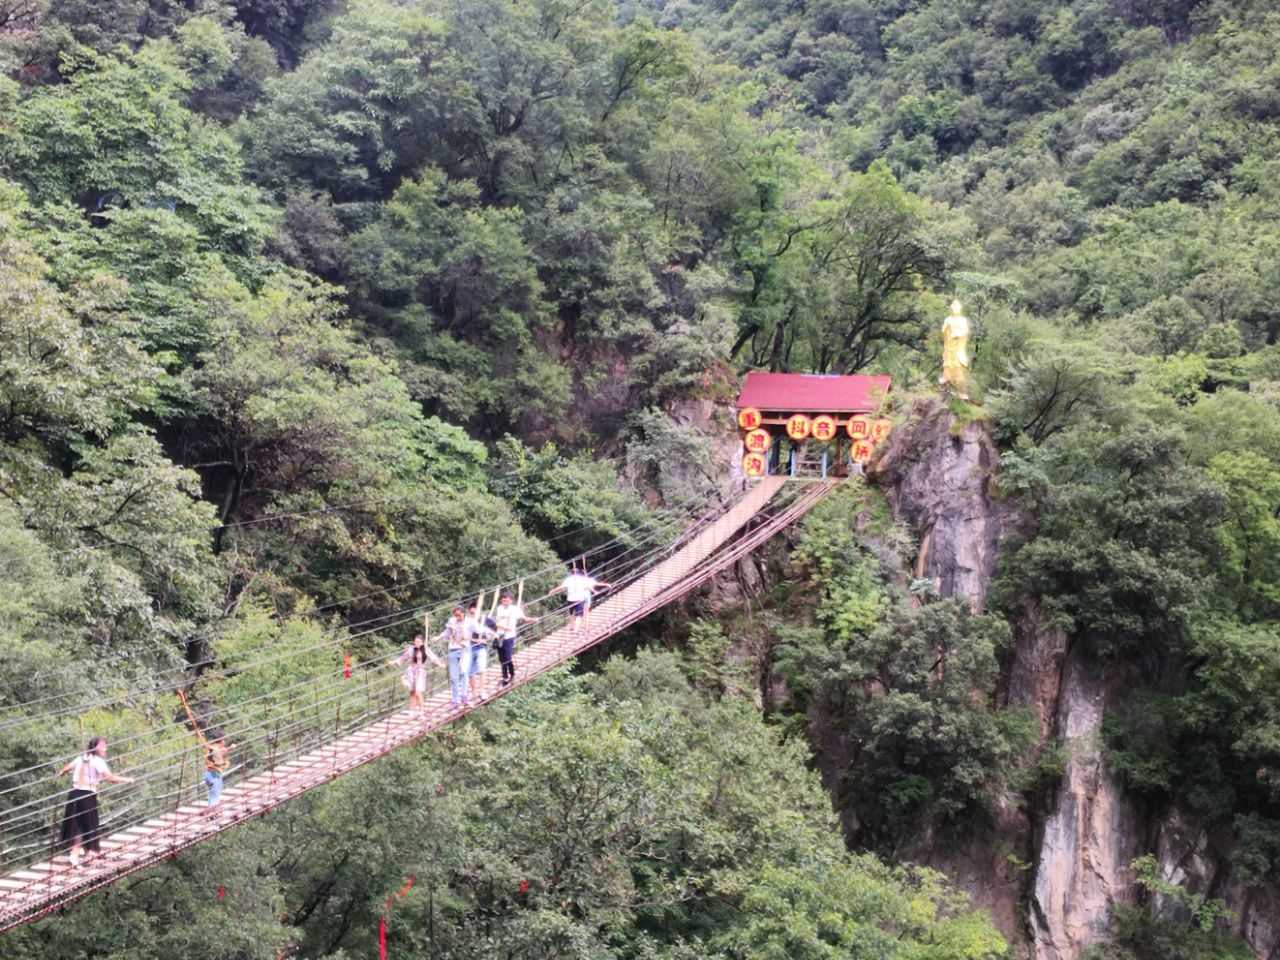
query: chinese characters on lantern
[
  {"left": 812, "top": 415, "right": 836, "bottom": 442},
  {"left": 743, "top": 428, "right": 772, "bottom": 454},
  {"left": 786, "top": 414, "right": 812, "bottom": 441},
  {"left": 736, "top": 407, "right": 893, "bottom": 476},
  {"left": 847, "top": 416, "right": 871, "bottom": 441}
]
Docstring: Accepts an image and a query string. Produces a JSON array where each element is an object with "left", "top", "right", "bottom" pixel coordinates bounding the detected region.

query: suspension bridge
[{"left": 0, "top": 475, "right": 839, "bottom": 932}]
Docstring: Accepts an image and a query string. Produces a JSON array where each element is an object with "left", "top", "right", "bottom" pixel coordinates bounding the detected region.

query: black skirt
[{"left": 59, "top": 789, "right": 101, "bottom": 852}]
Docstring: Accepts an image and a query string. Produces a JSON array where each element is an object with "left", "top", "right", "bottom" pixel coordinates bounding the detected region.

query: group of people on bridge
[
  {"left": 54, "top": 567, "right": 612, "bottom": 867},
  {"left": 393, "top": 568, "right": 611, "bottom": 709}
]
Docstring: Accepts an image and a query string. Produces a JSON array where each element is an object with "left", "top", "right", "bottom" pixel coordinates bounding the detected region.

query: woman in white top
[
  {"left": 390, "top": 634, "right": 442, "bottom": 713},
  {"left": 58, "top": 737, "right": 135, "bottom": 868}
]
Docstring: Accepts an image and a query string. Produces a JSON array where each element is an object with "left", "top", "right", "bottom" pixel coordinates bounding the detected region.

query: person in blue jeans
[
  {"left": 203, "top": 730, "right": 235, "bottom": 815},
  {"left": 463, "top": 603, "right": 493, "bottom": 702},
  {"left": 438, "top": 607, "right": 470, "bottom": 705}
]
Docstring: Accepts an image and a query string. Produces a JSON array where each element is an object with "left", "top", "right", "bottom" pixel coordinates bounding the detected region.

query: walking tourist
[
  {"left": 492, "top": 591, "right": 538, "bottom": 686},
  {"left": 58, "top": 737, "right": 134, "bottom": 868},
  {"left": 439, "top": 607, "right": 470, "bottom": 705},
  {"left": 464, "top": 603, "right": 492, "bottom": 702},
  {"left": 550, "top": 568, "right": 612, "bottom": 634}
]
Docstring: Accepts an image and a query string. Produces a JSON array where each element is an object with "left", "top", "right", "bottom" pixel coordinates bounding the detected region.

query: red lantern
[
  {"left": 786, "top": 414, "right": 812, "bottom": 441},
  {"left": 851, "top": 440, "right": 875, "bottom": 464},
  {"left": 811, "top": 415, "right": 836, "bottom": 443},
  {"left": 742, "top": 452, "right": 768, "bottom": 478},
  {"left": 737, "top": 407, "right": 763, "bottom": 430},
  {"left": 743, "top": 428, "right": 772, "bottom": 453},
  {"left": 847, "top": 416, "right": 872, "bottom": 441},
  {"left": 872, "top": 418, "right": 893, "bottom": 443}
]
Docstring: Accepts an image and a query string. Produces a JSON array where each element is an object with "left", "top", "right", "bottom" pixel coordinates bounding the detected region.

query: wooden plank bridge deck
[{"left": 0, "top": 476, "right": 836, "bottom": 932}]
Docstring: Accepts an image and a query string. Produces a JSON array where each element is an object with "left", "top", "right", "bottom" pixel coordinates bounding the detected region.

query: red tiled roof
[{"left": 736, "top": 371, "right": 891, "bottom": 413}]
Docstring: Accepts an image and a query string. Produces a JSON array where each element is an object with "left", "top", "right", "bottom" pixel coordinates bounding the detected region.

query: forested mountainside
[{"left": 0, "top": 0, "right": 1278, "bottom": 957}]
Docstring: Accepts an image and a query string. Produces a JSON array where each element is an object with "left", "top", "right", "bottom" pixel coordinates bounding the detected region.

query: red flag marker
[{"left": 217, "top": 886, "right": 225, "bottom": 900}]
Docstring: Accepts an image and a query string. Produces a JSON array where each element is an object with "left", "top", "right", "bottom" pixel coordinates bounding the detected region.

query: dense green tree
[
  {"left": 350, "top": 168, "right": 569, "bottom": 429},
  {"left": 728, "top": 160, "right": 948, "bottom": 374},
  {"left": 488, "top": 436, "right": 665, "bottom": 557},
  {"left": 0, "top": 195, "right": 157, "bottom": 446},
  {"left": 239, "top": 0, "right": 446, "bottom": 201},
  {"left": 781, "top": 489, "right": 1030, "bottom": 848},
  {"left": 0, "top": 39, "right": 272, "bottom": 259},
  {"left": 1207, "top": 451, "right": 1280, "bottom": 620},
  {"left": 997, "top": 420, "right": 1224, "bottom": 653}
]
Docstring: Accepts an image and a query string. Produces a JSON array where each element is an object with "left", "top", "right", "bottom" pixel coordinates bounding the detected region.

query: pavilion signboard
[{"left": 734, "top": 372, "right": 892, "bottom": 478}]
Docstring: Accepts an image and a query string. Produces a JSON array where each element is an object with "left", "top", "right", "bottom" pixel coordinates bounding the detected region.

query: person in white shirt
[
  {"left": 58, "top": 737, "right": 135, "bottom": 868},
  {"left": 492, "top": 592, "right": 539, "bottom": 686},
  {"left": 549, "top": 570, "right": 613, "bottom": 634}
]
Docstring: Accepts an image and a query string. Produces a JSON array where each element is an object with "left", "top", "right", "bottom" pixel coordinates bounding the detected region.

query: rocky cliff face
[
  {"left": 868, "top": 401, "right": 1033, "bottom": 938},
  {"left": 1028, "top": 637, "right": 1144, "bottom": 959},
  {"left": 870, "top": 400, "right": 1018, "bottom": 614},
  {"left": 867, "top": 398, "right": 1278, "bottom": 960}
]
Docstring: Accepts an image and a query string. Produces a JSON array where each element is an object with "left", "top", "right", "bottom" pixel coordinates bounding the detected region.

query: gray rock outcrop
[{"left": 866, "top": 397, "right": 1279, "bottom": 960}]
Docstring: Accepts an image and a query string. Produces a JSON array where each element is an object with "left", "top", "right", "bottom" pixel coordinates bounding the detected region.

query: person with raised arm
[
  {"left": 492, "top": 586, "right": 539, "bottom": 687},
  {"left": 202, "top": 730, "right": 237, "bottom": 813},
  {"left": 391, "top": 633, "right": 442, "bottom": 714},
  {"left": 58, "top": 737, "right": 135, "bottom": 868},
  {"left": 463, "top": 600, "right": 494, "bottom": 702},
  {"left": 438, "top": 607, "right": 471, "bottom": 705},
  {"left": 178, "top": 691, "right": 240, "bottom": 816},
  {"left": 549, "top": 567, "right": 613, "bottom": 635}
]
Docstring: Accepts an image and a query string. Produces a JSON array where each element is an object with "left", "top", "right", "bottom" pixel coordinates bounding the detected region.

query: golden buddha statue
[{"left": 940, "top": 299, "right": 970, "bottom": 399}]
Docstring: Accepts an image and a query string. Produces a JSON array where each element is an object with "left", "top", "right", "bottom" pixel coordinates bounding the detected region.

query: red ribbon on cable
[{"left": 378, "top": 875, "right": 416, "bottom": 960}]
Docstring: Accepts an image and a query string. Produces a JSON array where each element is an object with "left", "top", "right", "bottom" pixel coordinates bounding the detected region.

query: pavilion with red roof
[
  {"left": 735, "top": 372, "right": 893, "bottom": 478},
  {"left": 736, "top": 371, "right": 891, "bottom": 415}
]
